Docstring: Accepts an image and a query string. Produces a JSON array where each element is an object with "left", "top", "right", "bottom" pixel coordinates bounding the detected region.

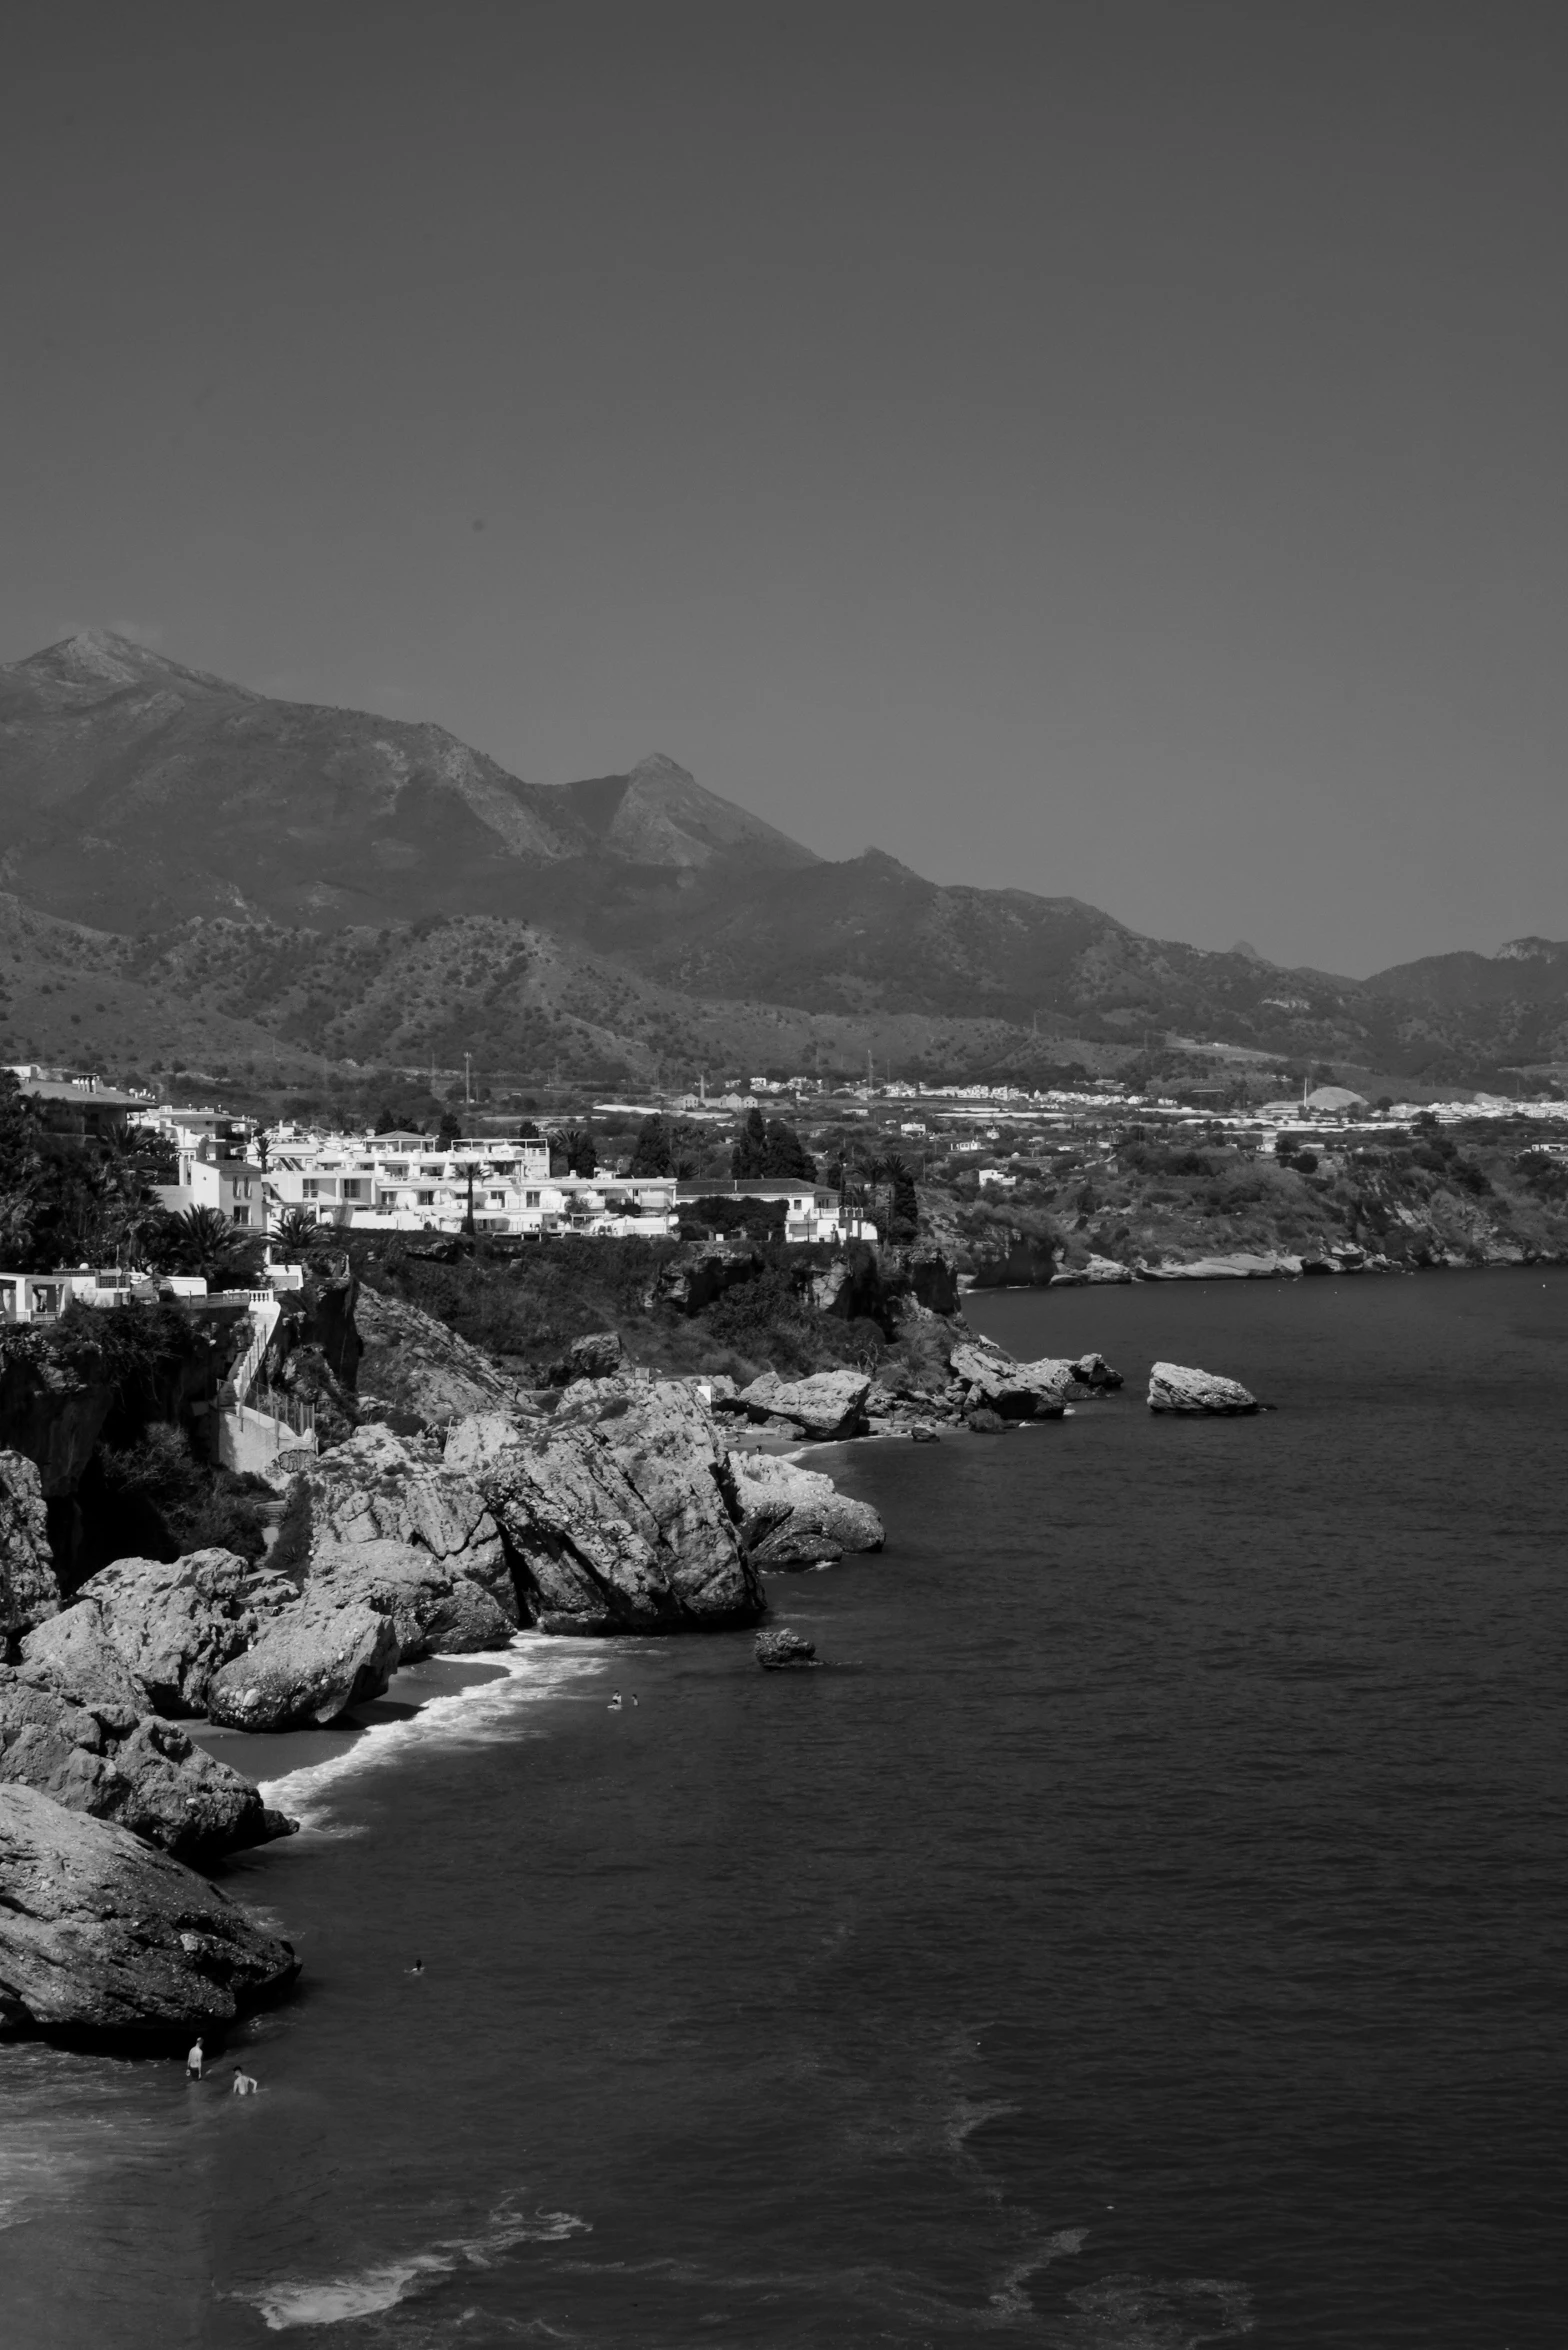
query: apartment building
[{"left": 265, "top": 1132, "right": 679, "bottom": 1237}]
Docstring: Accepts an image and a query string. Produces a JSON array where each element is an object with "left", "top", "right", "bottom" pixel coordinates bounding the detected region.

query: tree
[
  {"left": 149, "top": 1206, "right": 266, "bottom": 1288},
  {"left": 374, "top": 1106, "right": 400, "bottom": 1134},
  {"left": 438, "top": 1110, "right": 463, "bottom": 1146},
  {"left": 554, "top": 1126, "right": 597, "bottom": 1178},
  {"left": 271, "top": 1205, "right": 322, "bottom": 1256},
  {"left": 455, "top": 1159, "right": 482, "bottom": 1234},
  {"left": 629, "top": 1115, "right": 674, "bottom": 1176},
  {"left": 732, "top": 1108, "right": 816, "bottom": 1180}
]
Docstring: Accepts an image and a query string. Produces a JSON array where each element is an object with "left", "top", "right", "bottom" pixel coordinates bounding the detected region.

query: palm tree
[
  {"left": 270, "top": 1205, "right": 321, "bottom": 1257},
  {"left": 164, "top": 1206, "right": 264, "bottom": 1287},
  {"left": 455, "top": 1159, "right": 483, "bottom": 1235}
]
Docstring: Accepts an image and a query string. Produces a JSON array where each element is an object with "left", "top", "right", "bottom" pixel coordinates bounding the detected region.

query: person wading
[{"left": 186, "top": 2038, "right": 204, "bottom": 2082}]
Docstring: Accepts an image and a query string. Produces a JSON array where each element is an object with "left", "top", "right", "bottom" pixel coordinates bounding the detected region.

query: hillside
[{"left": 0, "top": 630, "right": 1563, "bottom": 1092}]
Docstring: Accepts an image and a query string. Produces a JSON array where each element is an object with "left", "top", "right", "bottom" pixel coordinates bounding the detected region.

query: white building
[
  {"left": 675, "top": 1180, "right": 865, "bottom": 1244},
  {"left": 264, "top": 1131, "right": 679, "bottom": 1238}
]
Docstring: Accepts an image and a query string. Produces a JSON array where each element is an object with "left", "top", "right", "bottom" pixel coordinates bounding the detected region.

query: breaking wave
[
  {"left": 257, "top": 1633, "right": 609, "bottom": 1829},
  {"left": 247, "top": 2199, "right": 591, "bottom": 2330}
]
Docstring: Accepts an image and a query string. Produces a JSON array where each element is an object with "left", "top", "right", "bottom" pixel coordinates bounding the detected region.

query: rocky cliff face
[{"left": 0, "top": 1450, "right": 59, "bottom": 1649}]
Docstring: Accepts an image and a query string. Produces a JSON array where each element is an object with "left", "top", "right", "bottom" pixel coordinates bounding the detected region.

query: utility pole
[{"left": 464, "top": 1052, "right": 472, "bottom": 1108}]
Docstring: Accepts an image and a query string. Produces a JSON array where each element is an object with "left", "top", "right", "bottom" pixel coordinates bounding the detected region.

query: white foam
[
  {"left": 249, "top": 2200, "right": 590, "bottom": 2330},
  {"left": 258, "top": 1634, "right": 609, "bottom": 1830}
]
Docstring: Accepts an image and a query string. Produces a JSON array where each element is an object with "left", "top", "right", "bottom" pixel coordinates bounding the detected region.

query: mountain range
[{"left": 0, "top": 629, "right": 1561, "bottom": 1095}]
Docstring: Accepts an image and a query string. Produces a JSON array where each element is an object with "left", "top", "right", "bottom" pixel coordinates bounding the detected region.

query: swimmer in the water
[
  {"left": 631, "top": 1693, "right": 639, "bottom": 1707},
  {"left": 409, "top": 1957, "right": 424, "bottom": 1975},
  {"left": 607, "top": 1690, "right": 622, "bottom": 1710},
  {"left": 230, "top": 2068, "right": 258, "bottom": 2096}
]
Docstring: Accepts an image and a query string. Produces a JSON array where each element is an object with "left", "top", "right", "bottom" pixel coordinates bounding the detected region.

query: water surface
[{"left": 2, "top": 1271, "right": 1562, "bottom": 2347}]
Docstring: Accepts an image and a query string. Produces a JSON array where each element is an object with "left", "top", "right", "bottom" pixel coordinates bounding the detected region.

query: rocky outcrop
[
  {"left": 353, "top": 1281, "right": 535, "bottom": 1429},
  {"left": 0, "top": 1449, "right": 58, "bottom": 1647},
  {"left": 0, "top": 1661, "right": 290, "bottom": 1862},
  {"left": 1147, "top": 1362, "right": 1259, "bottom": 1415},
  {"left": 547, "top": 1330, "right": 624, "bottom": 1384},
  {"left": 756, "top": 1627, "right": 818, "bottom": 1669},
  {"left": 70, "top": 1549, "right": 257, "bottom": 1717},
  {"left": 1143, "top": 1251, "right": 1303, "bottom": 1280},
  {"left": 447, "top": 1395, "right": 764, "bottom": 1635},
  {"left": 556, "top": 1377, "right": 753, "bottom": 1600},
  {"left": 947, "top": 1339, "right": 1072, "bottom": 1420},
  {"left": 0, "top": 1783, "right": 299, "bottom": 2042},
  {"left": 1049, "top": 1253, "right": 1135, "bottom": 1287},
  {"left": 307, "top": 1537, "right": 513, "bottom": 1661},
  {"left": 290, "top": 1421, "right": 519, "bottom": 1632},
  {"left": 205, "top": 1593, "right": 399, "bottom": 1730},
  {"left": 739, "top": 1370, "right": 871, "bottom": 1440},
  {"left": 728, "top": 1451, "right": 885, "bottom": 1569}
]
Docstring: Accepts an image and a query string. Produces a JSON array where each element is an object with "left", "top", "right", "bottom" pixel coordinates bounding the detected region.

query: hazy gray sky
[{"left": 4, "top": 1, "right": 1565, "bottom": 974}]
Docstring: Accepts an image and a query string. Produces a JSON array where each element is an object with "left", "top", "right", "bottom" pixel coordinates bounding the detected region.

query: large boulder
[
  {"left": 1147, "top": 1362, "right": 1259, "bottom": 1415},
  {"left": 293, "top": 1423, "right": 518, "bottom": 1628},
  {"left": 0, "top": 1783, "right": 299, "bottom": 2042},
  {"left": 0, "top": 1449, "right": 59, "bottom": 1646},
  {"left": 72, "top": 1549, "right": 258, "bottom": 1717},
  {"left": 947, "top": 1340, "right": 1071, "bottom": 1419},
  {"left": 739, "top": 1370, "right": 871, "bottom": 1440},
  {"left": 307, "top": 1537, "right": 513, "bottom": 1661},
  {"left": 727, "top": 1451, "right": 885, "bottom": 1569},
  {"left": 205, "top": 1593, "right": 398, "bottom": 1731},
  {"left": 448, "top": 1399, "right": 764, "bottom": 1635},
  {"left": 0, "top": 1662, "right": 290, "bottom": 1862},
  {"left": 554, "top": 1378, "right": 753, "bottom": 1602},
  {"left": 756, "top": 1627, "right": 818, "bottom": 1669}
]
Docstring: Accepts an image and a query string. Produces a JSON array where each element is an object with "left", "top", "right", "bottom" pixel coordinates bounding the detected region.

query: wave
[
  {"left": 247, "top": 2199, "right": 591, "bottom": 2331},
  {"left": 257, "top": 1633, "right": 610, "bottom": 1829}
]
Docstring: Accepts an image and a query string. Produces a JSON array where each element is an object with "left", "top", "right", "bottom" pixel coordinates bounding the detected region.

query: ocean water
[{"left": 1, "top": 1270, "right": 1563, "bottom": 2348}]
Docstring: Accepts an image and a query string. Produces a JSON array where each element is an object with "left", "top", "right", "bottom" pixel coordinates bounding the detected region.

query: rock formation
[
  {"left": 0, "top": 1449, "right": 59, "bottom": 1647},
  {"left": 205, "top": 1592, "right": 399, "bottom": 1730},
  {"left": 738, "top": 1369, "right": 871, "bottom": 1439},
  {"left": 447, "top": 1392, "right": 764, "bottom": 1634},
  {"left": 0, "top": 1783, "right": 299, "bottom": 2041},
  {"left": 1147, "top": 1362, "right": 1260, "bottom": 1415},
  {"left": 307, "top": 1537, "right": 513, "bottom": 1661},
  {"left": 290, "top": 1420, "right": 519, "bottom": 1639},
  {"left": 0, "top": 1659, "right": 291, "bottom": 1861},
  {"left": 947, "top": 1339, "right": 1072, "bottom": 1419},
  {"left": 70, "top": 1549, "right": 258, "bottom": 1717},
  {"left": 728, "top": 1451, "right": 885, "bottom": 1568},
  {"left": 755, "top": 1627, "right": 818, "bottom": 1669}
]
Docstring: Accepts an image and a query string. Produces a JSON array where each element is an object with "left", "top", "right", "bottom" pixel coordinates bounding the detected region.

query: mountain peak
[
  {"left": 1494, "top": 936, "right": 1565, "bottom": 962},
  {"left": 13, "top": 630, "right": 249, "bottom": 702}
]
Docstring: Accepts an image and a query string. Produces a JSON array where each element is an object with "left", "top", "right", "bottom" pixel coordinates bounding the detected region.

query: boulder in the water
[
  {"left": 728, "top": 1451, "right": 884, "bottom": 1569},
  {"left": 755, "top": 1627, "right": 819, "bottom": 1670},
  {"left": 1147, "top": 1362, "right": 1259, "bottom": 1415},
  {"left": 0, "top": 1783, "right": 300, "bottom": 2044}
]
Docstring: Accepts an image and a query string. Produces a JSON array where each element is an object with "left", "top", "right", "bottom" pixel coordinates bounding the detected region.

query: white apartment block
[{"left": 265, "top": 1133, "right": 679, "bottom": 1238}]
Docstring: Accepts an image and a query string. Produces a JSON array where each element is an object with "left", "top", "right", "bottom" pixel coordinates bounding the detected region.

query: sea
[{"left": 1, "top": 1270, "right": 1562, "bottom": 2349}]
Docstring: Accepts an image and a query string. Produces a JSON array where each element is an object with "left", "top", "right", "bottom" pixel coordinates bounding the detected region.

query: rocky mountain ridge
[{"left": 0, "top": 631, "right": 1563, "bottom": 1086}]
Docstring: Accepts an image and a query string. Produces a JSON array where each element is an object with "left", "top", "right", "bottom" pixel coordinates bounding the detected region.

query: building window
[
  {"left": 525, "top": 1191, "right": 540, "bottom": 1207},
  {"left": 418, "top": 1190, "right": 435, "bottom": 1206},
  {"left": 302, "top": 1179, "right": 319, "bottom": 1199},
  {"left": 232, "top": 1207, "right": 250, "bottom": 1226},
  {"left": 489, "top": 1192, "right": 505, "bottom": 1207},
  {"left": 341, "top": 1180, "right": 363, "bottom": 1201}
]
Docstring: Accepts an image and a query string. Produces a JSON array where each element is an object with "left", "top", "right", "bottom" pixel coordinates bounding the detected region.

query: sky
[{"left": 3, "top": 0, "right": 1566, "bottom": 976}]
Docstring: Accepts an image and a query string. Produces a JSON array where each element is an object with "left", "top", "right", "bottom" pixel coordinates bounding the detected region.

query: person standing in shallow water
[{"left": 186, "top": 2038, "right": 204, "bottom": 2081}]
